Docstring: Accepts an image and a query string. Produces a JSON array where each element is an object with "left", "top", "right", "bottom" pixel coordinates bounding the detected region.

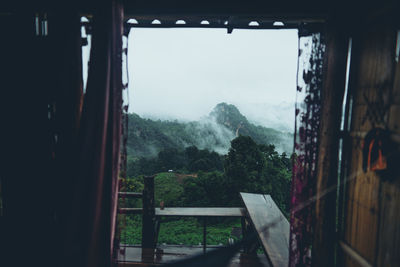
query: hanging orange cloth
[{"left": 362, "top": 128, "right": 389, "bottom": 172}]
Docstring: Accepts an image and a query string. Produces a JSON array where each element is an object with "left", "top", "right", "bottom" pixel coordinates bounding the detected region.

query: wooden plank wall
[
  {"left": 342, "top": 23, "right": 400, "bottom": 267},
  {"left": 376, "top": 28, "right": 400, "bottom": 267}
]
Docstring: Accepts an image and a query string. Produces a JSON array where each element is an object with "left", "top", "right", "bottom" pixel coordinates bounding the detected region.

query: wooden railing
[
  {"left": 118, "top": 178, "right": 290, "bottom": 266},
  {"left": 117, "top": 175, "right": 247, "bottom": 254},
  {"left": 118, "top": 176, "right": 156, "bottom": 248}
]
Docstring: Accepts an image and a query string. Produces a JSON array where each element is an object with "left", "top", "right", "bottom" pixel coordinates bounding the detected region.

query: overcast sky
[{"left": 126, "top": 28, "right": 298, "bottom": 127}]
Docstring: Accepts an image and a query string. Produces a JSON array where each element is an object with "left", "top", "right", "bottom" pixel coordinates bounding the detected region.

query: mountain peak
[
  {"left": 212, "top": 102, "right": 241, "bottom": 114},
  {"left": 209, "top": 103, "right": 248, "bottom": 131}
]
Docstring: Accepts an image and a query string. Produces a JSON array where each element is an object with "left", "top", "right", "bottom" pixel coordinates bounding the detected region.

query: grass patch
[
  {"left": 119, "top": 172, "right": 242, "bottom": 246},
  {"left": 154, "top": 172, "right": 184, "bottom": 207},
  {"left": 120, "top": 215, "right": 241, "bottom": 246}
]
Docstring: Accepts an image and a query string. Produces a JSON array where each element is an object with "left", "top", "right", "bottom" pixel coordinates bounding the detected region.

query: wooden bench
[
  {"left": 154, "top": 207, "right": 247, "bottom": 254},
  {"left": 240, "top": 193, "right": 289, "bottom": 267}
]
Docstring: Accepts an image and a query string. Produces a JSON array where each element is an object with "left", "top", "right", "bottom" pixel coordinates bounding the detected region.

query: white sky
[{"left": 126, "top": 28, "right": 298, "bottom": 125}]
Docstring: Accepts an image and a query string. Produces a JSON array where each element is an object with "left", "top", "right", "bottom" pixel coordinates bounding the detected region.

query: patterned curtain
[{"left": 289, "top": 29, "right": 325, "bottom": 267}]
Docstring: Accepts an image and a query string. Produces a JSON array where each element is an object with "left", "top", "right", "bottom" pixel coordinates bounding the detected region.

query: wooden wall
[{"left": 341, "top": 23, "right": 400, "bottom": 267}]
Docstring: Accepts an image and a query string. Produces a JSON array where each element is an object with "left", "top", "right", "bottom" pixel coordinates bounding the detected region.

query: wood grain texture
[
  {"left": 240, "top": 193, "right": 289, "bottom": 267},
  {"left": 117, "top": 245, "right": 271, "bottom": 267},
  {"left": 340, "top": 241, "right": 373, "bottom": 267},
  {"left": 342, "top": 26, "right": 398, "bottom": 267},
  {"left": 376, "top": 44, "right": 400, "bottom": 267},
  {"left": 313, "top": 22, "right": 349, "bottom": 267},
  {"left": 155, "top": 207, "right": 246, "bottom": 217},
  {"left": 142, "top": 176, "right": 156, "bottom": 249}
]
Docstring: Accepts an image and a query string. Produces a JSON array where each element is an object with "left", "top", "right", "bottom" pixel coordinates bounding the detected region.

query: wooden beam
[
  {"left": 155, "top": 207, "right": 246, "bottom": 217},
  {"left": 142, "top": 176, "right": 156, "bottom": 249},
  {"left": 339, "top": 241, "right": 373, "bottom": 267},
  {"left": 312, "top": 21, "right": 349, "bottom": 267},
  {"left": 122, "top": 0, "right": 329, "bottom": 18},
  {"left": 203, "top": 217, "right": 207, "bottom": 254},
  {"left": 374, "top": 27, "right": 400, "bottom": 267}
]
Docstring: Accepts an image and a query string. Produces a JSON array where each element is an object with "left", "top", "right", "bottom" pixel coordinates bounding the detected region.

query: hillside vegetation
[
  {"left": 120, "top": 135, "right": 292, "bottom": 246},
  {"left": 127, "top": 102, "right": 293, "bottom": 158}
]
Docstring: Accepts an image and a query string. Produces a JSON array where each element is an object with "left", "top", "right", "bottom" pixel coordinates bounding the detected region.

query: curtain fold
[
  {"left": 62, "top": 1, "right": 124, "bottom": 267},
  {"left": 289, "top": 29, "right": 325, "bottom": 267}
]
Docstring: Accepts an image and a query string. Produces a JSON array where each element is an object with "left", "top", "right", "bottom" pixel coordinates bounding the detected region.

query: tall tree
[{"left": 224, "top": 136, "right": 265, "bottom": 204}]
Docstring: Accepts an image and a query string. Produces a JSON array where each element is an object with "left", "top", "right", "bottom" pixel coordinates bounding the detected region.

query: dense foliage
[
  {"left": 120, "top": 135, "right": 292, "bottom": 245},
  {"left": 127, "top": 146, "right": 224, "bottom": 177},
  {"left": 182, "top": 136, "right": 292, "bottom": 213},
  {"left": 125, "top": 136, "right": 291, "bottom": 212}
]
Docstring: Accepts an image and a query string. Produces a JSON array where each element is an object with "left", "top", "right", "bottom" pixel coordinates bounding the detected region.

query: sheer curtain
[{"left": 289, "top": 29, "right": 325, "bottom": 267}]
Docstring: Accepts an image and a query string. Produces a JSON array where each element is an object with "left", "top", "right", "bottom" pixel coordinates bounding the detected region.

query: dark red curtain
[{"left": 62, "top": 1, "right": 124, "bottom": 267}]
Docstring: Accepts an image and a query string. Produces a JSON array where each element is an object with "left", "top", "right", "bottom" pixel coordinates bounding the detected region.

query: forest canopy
[{"left": 124, "top": 135, "right": 291, "bottom": 215}]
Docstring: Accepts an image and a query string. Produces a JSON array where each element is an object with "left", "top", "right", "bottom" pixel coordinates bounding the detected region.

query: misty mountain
[
  {"left": 127, "top": 103, "right": 293, "bottom": 158},
  {"left": 210, "top": 103, "right": 293, "bottom": 152},
  {"left": 235, "top": 102, "right": 295, "bottom": 132}
]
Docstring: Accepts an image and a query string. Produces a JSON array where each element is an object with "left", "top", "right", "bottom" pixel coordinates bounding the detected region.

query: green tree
[
  {"left": 182, "top": 171, "right": 227, "bottom": 207},
  {"left": 224, "top": 136, "right": 291, "bottom": 214},
  {"left": 224, "top": 136, "right": 265, "bottom": 204}
]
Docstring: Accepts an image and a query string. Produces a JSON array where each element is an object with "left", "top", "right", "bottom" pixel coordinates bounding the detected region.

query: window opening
[{"left": 117, "top": 27, "right": 298, "bottom": 251}]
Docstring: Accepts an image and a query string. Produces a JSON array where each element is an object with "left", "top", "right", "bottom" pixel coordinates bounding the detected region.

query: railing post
[
  {"left": 241, "top": 217, "right": 247, "bottom": 251},
  {"left": 241, "top": 217, "right": 259, "bottom": 254},
  {"left": 203, "top": 217, "right": 207, "bottom": 254},
  {"left": 142, "top": 175, "right": 155, "bottom": 249}
]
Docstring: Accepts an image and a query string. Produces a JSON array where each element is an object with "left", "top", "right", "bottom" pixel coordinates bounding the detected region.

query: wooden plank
[
  {"left": 142, "top": 176, "right": 156, "bottom": 249},
  {"left": 117, "top": 245, "right": 271, "bottom": 267},
  {"left": 376, "top": 44, "right": 400, "bottom": 267},
  {"left": 240, "top": 193, "right": 289, "bottom": 267},
  {"left": 344, "top": 141, "right": 381, "bottom": 265},
  {"left": 339, "top": 241, "right": 373, "bottom": 267},
  {"left": 313, "top": 22, "right": 349, "bottom": 267},
  {"left": 155, "top": 207, "right": 246, "bottom": 217},
  {"left": 203, "top": 218, "right": 207, "bottom": 254}
]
